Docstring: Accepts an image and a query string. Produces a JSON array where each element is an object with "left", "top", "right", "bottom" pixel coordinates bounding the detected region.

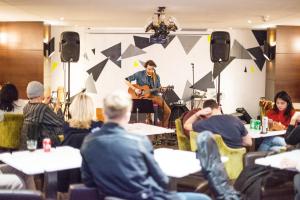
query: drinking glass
[{"left": 27, "top": 140, "right": 37, "bottom": 152}]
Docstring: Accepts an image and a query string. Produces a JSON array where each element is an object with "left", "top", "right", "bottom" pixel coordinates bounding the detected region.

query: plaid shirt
[{"left": 21, "top": 103, "right": 64, "bottom": 149}]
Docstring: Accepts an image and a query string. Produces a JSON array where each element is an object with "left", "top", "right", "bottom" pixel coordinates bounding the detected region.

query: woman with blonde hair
[
  {"left": 63, "top": 92, "right": 103, "bottom": 140},
  {"left": 59, "top": 92, "right": 103, "bottom": 193}
]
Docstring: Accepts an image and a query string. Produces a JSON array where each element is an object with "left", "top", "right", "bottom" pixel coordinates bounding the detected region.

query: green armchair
[
  {"left": 175, "top": 119, "right": 191, "bottom": 151},
  {"left": 190, "top": 131, "right": 246, "bottom": 180},
  {"left": 0, "top": 113, "right": 24, "bottom": 149}
]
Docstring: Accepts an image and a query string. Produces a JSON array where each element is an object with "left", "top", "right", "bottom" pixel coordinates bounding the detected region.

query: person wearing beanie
[{"left": 20, "top": 81, "right": 64, "bottom": 149}]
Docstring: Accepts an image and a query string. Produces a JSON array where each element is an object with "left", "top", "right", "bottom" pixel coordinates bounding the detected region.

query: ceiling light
[
  {"left": 145, "top": 6, "right": 178, "bottom": 44},
  {"left": 60, "top": 17, "right": 64, "bottom": 21},
  {"left": 247, "top": 20, "right": 252, "bottom": 24}
]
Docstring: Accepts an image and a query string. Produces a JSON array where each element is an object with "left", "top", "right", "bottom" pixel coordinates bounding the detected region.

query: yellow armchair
[
  {"left": 190, "top": 131, "right": 246, "bottom": 180},
  {"left": 213, "top": 134, "right": 246, "bottom": 180},
  {"left": 175, "top": 119, "right": 191, "bottom": 151},
  {"left": 190, "top": 131, "right": 198, "bottom": 152},
  {"left": 0, "top": 113, "right": 24, "bottom": 149}
]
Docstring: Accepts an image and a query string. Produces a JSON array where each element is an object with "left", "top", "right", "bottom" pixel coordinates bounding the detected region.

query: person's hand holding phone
[{"left": 43, "top": 95, "right": 51, "bottom": 104}]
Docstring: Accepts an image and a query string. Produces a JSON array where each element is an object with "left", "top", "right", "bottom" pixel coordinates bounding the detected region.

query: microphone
[{"left": 191, "top": 63, "right": 194, "bottom": 67}]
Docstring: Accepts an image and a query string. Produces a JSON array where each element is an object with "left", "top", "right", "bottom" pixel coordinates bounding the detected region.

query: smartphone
[{"left": 51, "top": 91, "right": 57, "bottom": 103}]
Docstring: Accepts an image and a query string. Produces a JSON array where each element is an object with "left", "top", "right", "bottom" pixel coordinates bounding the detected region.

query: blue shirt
[
  {"left": 80, "top": 123, "right": 180, "bottom": 200},
  {"left": 192, "top": 115, "right": 248, "bottom": 148},
  {"left": 126, "top": 70, "right": 161, "bottom": 96}
]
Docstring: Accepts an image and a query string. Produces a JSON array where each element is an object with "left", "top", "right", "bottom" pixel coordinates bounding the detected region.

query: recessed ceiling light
[
  {"left": 60, "top": 17, "right": 64, "bottom": 21},
  {"left": 228, "top": 27, "right": 233, "bottom": 30},
  {"left": 247, "top": 20, "right": 252, "bottom": 24},
  {"left": 75, "top": 24, "right": 78, "bottom": 27}
]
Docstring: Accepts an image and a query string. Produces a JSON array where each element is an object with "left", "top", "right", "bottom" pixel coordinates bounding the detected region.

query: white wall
[{"left": 47, "top": 26, "right": 265, "bottom": 118}]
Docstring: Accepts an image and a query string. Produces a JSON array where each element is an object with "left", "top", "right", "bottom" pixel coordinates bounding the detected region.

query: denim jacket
[
  {"left": 80, "top": 123, "right": 180, "bottom": 200},
  {"left": 125, "top": 70, "right": 161, "bottom": 96}
]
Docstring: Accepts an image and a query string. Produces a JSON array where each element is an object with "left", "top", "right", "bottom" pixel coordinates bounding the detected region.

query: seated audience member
[
  {"left": 0, "top": 173, "right": 24, "bottom": 190},
  {"left": 63, "top": 92, "right": 103, "bottom": 142},
  {"left": 58, "top": 93, "right": 103, "bottom": 193},
  {"left": 80, "top": 91, "right": 211, "bottom": 200},
  {"left": 258, "top": 91, "right": 295, "bottom": 152},
  {"left": 0, "top": 83, "right": 27, "bottom": 121},
  {"left": 275, "top": 143, "right": 300, "bottom": 200},
  {"left": 184, "top": 99, "right": 252, "bottom": 148},
  {"left": 285, "top": 112, "right": 300, "bottom": 146},
  {"left": 21, "top": 81, "right": 64, "bottom": 149},
  {"left": 0, "top": 164, "right": 35, "bottom": 190}
]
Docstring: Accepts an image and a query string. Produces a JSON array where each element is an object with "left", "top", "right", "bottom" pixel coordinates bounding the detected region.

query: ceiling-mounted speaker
[
  {"left": 60, "top": 31, "right": 80, "bottom": 62},
  {"left": 210, "top": 31, "right": 230, "bottom": 63}
]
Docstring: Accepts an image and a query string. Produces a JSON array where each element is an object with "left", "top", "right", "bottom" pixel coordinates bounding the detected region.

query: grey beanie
[{"left": 26, "top": 81, "right": 44, "bottom": 99}]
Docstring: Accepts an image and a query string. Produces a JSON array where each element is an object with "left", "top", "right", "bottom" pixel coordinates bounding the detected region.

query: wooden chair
[
  {"left": 174, "top": 119, "right": 191, "bottom": 151},
  {"left": 190, "top": 131, "right": 246, "bottom": 180},
  {"left": 0, "top": 113, "right": 24, "bottom": 150}
]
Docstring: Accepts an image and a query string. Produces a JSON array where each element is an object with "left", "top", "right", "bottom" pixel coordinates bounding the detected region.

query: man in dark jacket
[{"left": 80, "top": 91, "right": 210, "bottom": 200}]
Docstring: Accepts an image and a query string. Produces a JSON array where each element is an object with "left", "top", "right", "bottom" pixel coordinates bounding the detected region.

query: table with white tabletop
[
  {"left": 154, "top": 148, "right": 201, "bottom": 178},
  {"left": 245, "top": 124, "right": 286, "bottom": 139},
  {"left": 0, "top": 146, "right": 82, "bottom": 200},
  {"left": 154, "top": 148, "right": 228, "bottom": 190},
  {"left": 245, "top": 124, "right": 286, "bottom": 151},
  {"left": 255, "top": 149, "right": 300, "bottom": 171},
  {"left": 125, "top": 123, "right": 175, "bottom": 136}
]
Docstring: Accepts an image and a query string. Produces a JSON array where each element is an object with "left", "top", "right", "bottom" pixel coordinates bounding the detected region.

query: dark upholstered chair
[
  {"left": 243, "top": 151, "right": 295, "bottom": 200},
  {"left": 69, "top": 184, "right": 103, "bottom": 200},
  {"left": 243, "top": 151, "right": 270, "bottom": 167},
  {"left": 58, "top": 132, "right": 88, "bottom": 192},
  {"left": 69, "top": 184, "right": 127, "bottom": 200},
  {"left": 0, "top": 190, "right": 43, "bottom": 200}
]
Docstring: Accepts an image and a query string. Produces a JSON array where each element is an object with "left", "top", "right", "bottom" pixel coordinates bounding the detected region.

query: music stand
[{"left": 131, "top": 99, "right": 154, "bottom": 124}]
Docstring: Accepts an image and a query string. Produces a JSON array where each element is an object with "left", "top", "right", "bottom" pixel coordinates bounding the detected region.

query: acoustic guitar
[{"left": 128, "top": 84, "right": 174, "bottom": 99}]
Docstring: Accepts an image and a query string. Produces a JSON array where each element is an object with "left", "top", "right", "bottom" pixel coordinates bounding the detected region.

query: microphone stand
[
  {"left": 191, "top": 63, "right": 195, "bottom": 110},
  {"left": 216, "top": 61, "right": 221, "bottom": 105}
]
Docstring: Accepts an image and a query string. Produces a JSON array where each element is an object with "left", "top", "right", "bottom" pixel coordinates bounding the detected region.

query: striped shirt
[{"left": 21, "top": 103, "right": 64, "bottom": 149}]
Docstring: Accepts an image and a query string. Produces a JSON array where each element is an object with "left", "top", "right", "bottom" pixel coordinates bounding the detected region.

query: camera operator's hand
[
  {"left": 53, "top": 99, "right": 62, "bottom": 113},
  {"left": 43, "top": 96, "right": 51, "bottom": 105}
]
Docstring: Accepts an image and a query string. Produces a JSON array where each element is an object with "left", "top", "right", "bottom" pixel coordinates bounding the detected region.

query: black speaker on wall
[
  {"left": 60, "top": 31, "right": 80, "bottom": 62},
  {"left": 210, "top": 31, "right": 230, "bottom": 62}
]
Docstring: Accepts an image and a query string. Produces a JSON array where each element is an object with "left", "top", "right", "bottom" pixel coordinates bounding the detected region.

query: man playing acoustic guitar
[{"left": 125, "top": 60, "right": 171, "bottom": 127}]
